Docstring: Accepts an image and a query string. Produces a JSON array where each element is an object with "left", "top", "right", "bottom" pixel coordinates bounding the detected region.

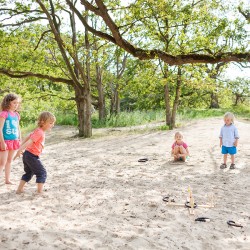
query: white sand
[{"left": 0, "top": 117, "right": 249, "bottom": 249}]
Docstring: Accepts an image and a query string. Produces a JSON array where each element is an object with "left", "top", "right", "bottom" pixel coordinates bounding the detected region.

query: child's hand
[
  {"left": 234, "top": 142, "right": 238, "bottom": 147},
  {"left": 0, "top": 142, "right": 7, "bottom": 151},
  {"left": 14, "top": 150, "right": 23, "bottom": 160}
]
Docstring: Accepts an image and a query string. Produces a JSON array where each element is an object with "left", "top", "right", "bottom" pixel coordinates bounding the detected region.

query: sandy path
[{"left": 0, "top": 117, "right": 249, "bottom": 249}]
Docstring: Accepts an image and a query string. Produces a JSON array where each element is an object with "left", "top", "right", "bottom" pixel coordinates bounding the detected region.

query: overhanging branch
[
  {"left": 74, "top": 0, "right": 250, "bottom": 65},
  {"left": 0, "top": 68, "right": 74, "bottom": 85}
]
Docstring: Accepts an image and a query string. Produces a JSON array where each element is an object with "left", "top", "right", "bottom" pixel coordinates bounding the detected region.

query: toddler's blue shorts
[{"left": 221, "top": 146, "right": 237, "bottom": 155}]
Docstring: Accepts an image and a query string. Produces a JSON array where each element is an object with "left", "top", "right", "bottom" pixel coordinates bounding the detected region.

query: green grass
[{"left": 91, "top": 110, "right": 165, "bottom": 128}]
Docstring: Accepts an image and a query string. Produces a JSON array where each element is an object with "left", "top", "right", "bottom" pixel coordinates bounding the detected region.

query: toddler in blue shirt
[{"left": 219, "top": 112, "right": 239, "bottom": 169}]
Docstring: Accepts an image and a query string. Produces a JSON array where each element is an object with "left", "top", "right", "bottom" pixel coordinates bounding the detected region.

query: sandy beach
[{"left": 0, "top": 117, "right": 249, "bottom": 250}]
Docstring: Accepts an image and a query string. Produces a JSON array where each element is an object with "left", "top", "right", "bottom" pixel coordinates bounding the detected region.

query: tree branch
[
  {"left": 238, "top": 6, "right": 250, "bottom": 22},
  {"left": 36, "top": 0, "right": 83, "bottom": 89},
  {"left": 75, "top": 0, "right": 250, "bottom": 65},
  {"left": 0, "top": 17, "right": 47, "bottom": 28},
  {"left": 34, "top": 30, "right": 52, "bottom": 51},
  {"left": 0, "top": 68, "right": 74, "bottom": 85}
]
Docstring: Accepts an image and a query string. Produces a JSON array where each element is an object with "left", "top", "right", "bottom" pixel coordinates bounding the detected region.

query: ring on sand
[
  {"left": 227, "top": 220, "right": 243, "bottom": 228},
  {"left": 162, "top": 196, "right": 175, "bottom": 202},
  {"left": 162, "top": 196, "right": 170, "bottom": 202},
  {"left": 195, "top": 217, "right": 210, "bottom": 222},
  {"left": 138, "top": 158, "right": 149, "bottom": 162},
  {"left": 185, "top": 201, "right": 197, "bottom": 208}
]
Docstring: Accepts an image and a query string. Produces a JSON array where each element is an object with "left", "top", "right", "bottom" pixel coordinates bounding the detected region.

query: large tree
[{"left": 0, "top": 0, "right": 249, "bottom": 135}]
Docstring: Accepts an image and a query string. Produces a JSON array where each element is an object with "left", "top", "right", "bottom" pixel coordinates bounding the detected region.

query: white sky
[{"left": 225, "top": 63, "right": 250, "bottom": 80}]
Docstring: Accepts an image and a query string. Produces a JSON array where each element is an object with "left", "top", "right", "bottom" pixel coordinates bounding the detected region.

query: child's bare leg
[
  {"left": 16, "top": 180, "right": 26, "bottom": 194},
  {"left": 223, "top": 154, "right": 227, "bottom": 164},
  {"left": 173, "top": 146, "right": 181, "bottom": 160},
  {"left": 230, "top": 154, "right": 235, "bottom": 164},
  {"left": 0, "top": 151, "right": 8, "bottom": 181},
  {"left": 179, "top": 146, "right": 187, "bottom": 161},
  {"left": 5, "top": 150, "right": 16, "bottom": 184},
  {"left": 37, "top": 183, "right": 44, "bottom": 194}
]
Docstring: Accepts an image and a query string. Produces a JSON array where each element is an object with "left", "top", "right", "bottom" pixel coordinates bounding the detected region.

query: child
[
  {"left": 219, "top": 112, "right": 239, "bottom": 169},
  {"left": 0, "top": 93, "right": 21, "bottom": 184},
  {"left": 171, "top": 131, "right": 190, "bottom": 161},
  {"left": 15, "top": 111, "right": 56, "bottom": 194}
]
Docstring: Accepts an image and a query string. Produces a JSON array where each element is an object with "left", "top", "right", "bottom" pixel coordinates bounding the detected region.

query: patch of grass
[
  {"left": 91, "top": 110, "right": 165, "bottom": 128},
  {"left": 158, "top": 125, "right": 169, "bottom": 131},
  {"left": 55, "top": 113, "right": 78, "bottom": 126}
]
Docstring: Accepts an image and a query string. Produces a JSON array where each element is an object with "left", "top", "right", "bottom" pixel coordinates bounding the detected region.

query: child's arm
[
  {"left": 0, "top": 117, "right": 6, "bottom": 150},
  {"left": 14, "top": 138, "right": 33, "bottom": 160},
  {"left": 234, "top": 127, "right": 239, "bottom": 147},
  {"left": 186, "top": 147, "right": 190, "bottom": 157},
  {"left": 171, "top": 148, "right": 174, "bottom": 156},
  {"left": 18, "top": 123, "right": 22, "bottom": 142},
  {"left": 20, "top": 134, "right": 31, "bottom": 145},
  {"left": 219, "top": 137, "right": 222, "bottom": 147}
]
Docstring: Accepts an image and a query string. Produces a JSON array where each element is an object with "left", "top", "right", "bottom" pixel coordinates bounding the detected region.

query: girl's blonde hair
[
  {"left": 0, "top": 93, "right": 21, "bottom": 111},
  {"left": 174, "top": 131, "right": 183, "bottom": 138},
  {"left": 37, "top": 111, "right": 56, "bottom": 127},
  {"left": 224, "top": 112, "right": 235, "bottom": 124}
]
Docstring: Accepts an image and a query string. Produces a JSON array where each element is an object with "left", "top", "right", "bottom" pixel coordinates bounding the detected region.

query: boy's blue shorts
[{"left": 221, "top": 146, "right": 237, "bottom": 155}]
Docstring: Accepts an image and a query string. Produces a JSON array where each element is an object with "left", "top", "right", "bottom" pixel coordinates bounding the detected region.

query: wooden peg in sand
[{"left": 164, "top": 186, "right": 214, "bottom": 215}]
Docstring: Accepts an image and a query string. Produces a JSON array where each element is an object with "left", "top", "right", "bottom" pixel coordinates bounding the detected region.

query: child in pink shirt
[
  {"left": 15, "top": 111, "right": 56, "bottom": 194},
  {"left": 171, "top": 131, "right": 190, "bottom": 161},
  {"left": 0, "top": 93, "right": 21, "bottom": 184}
]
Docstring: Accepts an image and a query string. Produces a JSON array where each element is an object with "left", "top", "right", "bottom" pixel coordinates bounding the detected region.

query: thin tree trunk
[
  {"left": 114, "top": 84, "right": 120, "bottom": 114},
  {"left": 171, "top": 67, "right": 182, "bottom": 128},
  {"left": 164, "top": 82, "right": 172, "bottom": 127},
  {"left": 81, "top": 13, "right": 92, "bottom": 137},
  {"left": 96, "top": 64, "right": 106, "bottom": 120},
  {"left": 210, "top": 93, "right": 220, "bottom": 108}
]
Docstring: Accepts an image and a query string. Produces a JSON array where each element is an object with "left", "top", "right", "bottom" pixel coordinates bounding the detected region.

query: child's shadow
[
  {"left": 168, "top": 160, "right": 187, "bottom": 165},
  {"left": 166, "top": 158, "right": 194, "bottom": 166}
]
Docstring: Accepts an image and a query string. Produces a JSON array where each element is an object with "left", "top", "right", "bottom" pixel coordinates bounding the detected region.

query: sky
[{"left": 225, "top": 63, "right": 250, "bottom": 80}]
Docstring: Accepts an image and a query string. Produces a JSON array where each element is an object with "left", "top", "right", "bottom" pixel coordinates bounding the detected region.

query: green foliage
[
  {"left": 91, "top": 110, "right": 165, "bottom": 128},
  {"left": 55, "top": 113, "right": 78, "bottom": 126},
  {"left": 178, "top": 108, "right": 225, "bottom": 120},
  {"left": 230, "top": 104, "right": 250, "bottom": 119}
]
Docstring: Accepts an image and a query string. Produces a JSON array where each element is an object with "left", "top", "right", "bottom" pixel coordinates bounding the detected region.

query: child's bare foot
[
  {"left": 16, "top": 189, "right": 24, "bottom": 194},
  {"left": 5, "top": 180, "right": 14, "bottom": 185}
]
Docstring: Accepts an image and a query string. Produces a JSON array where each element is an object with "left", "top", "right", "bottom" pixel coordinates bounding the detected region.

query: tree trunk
[
  {"left": 114, "top": 84, "right": 120, "bottom": 114},
  {"left": 164, "top": 82, "right": 172, "bottom": 128},
  {"left": 210, "top": 93, "right": 220, "bottom": 108},
  {"left": 171, "top": 67, "right": 182, "bottom": 128},
  {"left": 75, "top": 87, "right": 92, "bottom": 138},
  {"left": 96, "top": 64, "right": 106, "bottom": 120}
]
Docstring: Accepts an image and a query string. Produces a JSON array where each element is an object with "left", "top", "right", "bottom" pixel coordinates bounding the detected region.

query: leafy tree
[{"left": 226, "top": 77, "right": 250, "bottom": 105}]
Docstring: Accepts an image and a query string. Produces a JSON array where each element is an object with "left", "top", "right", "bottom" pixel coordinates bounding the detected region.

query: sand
[{"left": 0, "top": 117, "right": 249, "bottom": 250}]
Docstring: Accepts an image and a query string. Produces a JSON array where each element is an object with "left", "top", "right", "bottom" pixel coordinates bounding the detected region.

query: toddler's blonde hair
[
  {"left": 174, "top": 131, "right": 183, "bottom": 139},
  {"left": 37, "top": 111, "right": 56, "bottom": 127},
  {"left": 224, "top": 112, "right": 235, "bottom": 124}
]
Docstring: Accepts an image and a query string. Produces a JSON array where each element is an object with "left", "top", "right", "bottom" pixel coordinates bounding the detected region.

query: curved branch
[
  {"left": 238, "top": 7, "right": 250, "bottom": 22},
  {"left": 34, "top": 30, "right": 52, "bottom": 51},
  {"left": 0, "top": 68, "right": 74, "bottom": 85},
  {"left": 36, "top": 0, "right": 83, "bottom": 89},
  {"left": 0, "top": 17, "right": 47, "bottom": 28},
  {"left": 75, "top": 0, "right": 250, "bottom": 65}
]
